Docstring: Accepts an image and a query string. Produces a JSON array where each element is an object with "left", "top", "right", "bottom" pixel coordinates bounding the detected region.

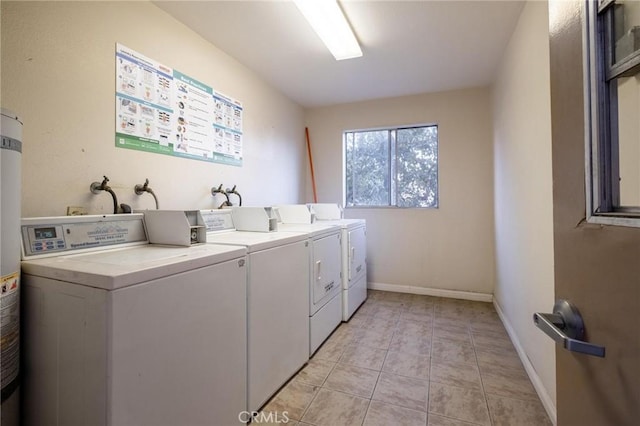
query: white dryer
[
  {"left": 275, "top": 205, "right": 342, "bottom": 355},
  {"left": 20, "top": 214, "right": 248, "bottom": 426},
  {"left": 308, "top": 204, "right": 367, "bottom": 321},
  {"left": 201, "top": 208, "right": 309, "bottom": 412}
]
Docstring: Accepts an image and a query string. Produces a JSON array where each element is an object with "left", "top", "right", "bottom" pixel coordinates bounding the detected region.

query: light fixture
[{"left": 294, "top": 0, "right": 362, "bottom": 60}]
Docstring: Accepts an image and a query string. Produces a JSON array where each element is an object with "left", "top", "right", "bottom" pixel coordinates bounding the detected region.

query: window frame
[
  {"left": 584, "top": 0, "right": 640, "bottom": 227},
  {"left": 343, "top": 123, "right": 439, "bottom": 209}
]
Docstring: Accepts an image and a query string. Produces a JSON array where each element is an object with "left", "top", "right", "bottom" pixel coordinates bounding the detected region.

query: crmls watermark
[{"left": 238, "top": 411, "right": 290, "bottom": 424}]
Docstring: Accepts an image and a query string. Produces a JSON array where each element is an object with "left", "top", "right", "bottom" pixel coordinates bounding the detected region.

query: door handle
[{"left": 533, "top": 299, "right": 605, "bottom": 358}]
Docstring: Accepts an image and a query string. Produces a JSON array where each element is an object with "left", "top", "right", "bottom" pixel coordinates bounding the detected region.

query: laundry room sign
[{"left": 115, "top": 44, "right": 243, "bottom": 166}]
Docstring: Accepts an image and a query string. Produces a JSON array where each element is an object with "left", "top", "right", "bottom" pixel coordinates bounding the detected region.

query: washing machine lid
[
  {"left": 21, "top": 243, "right": 246, "bottom": 290},
  {"left": 205, "top": 230, "right": 307, "bottom": 253},
  {"left": 276, "top": 222, "right": 341, "bottom": 238},
  {"left": 314, "top": 218, "right": 365, "bottom": 230}
]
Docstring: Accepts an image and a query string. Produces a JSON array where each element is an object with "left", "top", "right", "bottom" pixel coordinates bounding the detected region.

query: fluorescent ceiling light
[{"left": 294, "top": 0, "right": 362, "bottom": 60}]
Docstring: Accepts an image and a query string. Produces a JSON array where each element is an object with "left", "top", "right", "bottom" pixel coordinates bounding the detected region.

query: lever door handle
[{"left": 533, "top": 299, "right": 605, "bottom": 358}]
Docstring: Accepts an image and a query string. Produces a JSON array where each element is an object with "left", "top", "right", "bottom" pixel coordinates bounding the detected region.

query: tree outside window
[{"left": 345, "top": 125, "right": 438, "bottom": 208}]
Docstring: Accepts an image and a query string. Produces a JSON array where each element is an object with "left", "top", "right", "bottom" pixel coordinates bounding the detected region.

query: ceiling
[{"left": 154, "top": 0, "right": 525, "bottom": 108}]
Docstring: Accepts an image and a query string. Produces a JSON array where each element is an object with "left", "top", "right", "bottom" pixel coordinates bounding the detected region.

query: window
[
  {"left": 585, "top": 0, "right": 640, "bottom": 226},
  {"left": 344, "top": 125, "right": 438, "bottom": 208}
]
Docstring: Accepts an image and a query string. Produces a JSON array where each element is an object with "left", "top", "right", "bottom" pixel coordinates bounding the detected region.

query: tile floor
[{"left": 260, "top": 290, "right": 552, "bottom": 426}]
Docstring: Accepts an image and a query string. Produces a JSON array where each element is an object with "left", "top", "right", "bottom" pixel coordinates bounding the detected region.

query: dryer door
[
  {"left": 347, "top": 226, "right": 366, "bottom": 282},
  {"left": 311, "top": 233, "right": 342, "bottom": 307}
]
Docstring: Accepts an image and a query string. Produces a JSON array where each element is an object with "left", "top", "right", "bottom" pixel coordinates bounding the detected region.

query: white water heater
[{"left": 1, "top": 108, "right": 22, "bottom": 426}]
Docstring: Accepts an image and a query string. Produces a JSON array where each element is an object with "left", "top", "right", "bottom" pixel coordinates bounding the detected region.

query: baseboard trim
[
  {"left": 493, "top": 299, "right": 557, "bottom": 425},
  {"left": 367, "top": 282, "right": 493, "bottom": 303}
]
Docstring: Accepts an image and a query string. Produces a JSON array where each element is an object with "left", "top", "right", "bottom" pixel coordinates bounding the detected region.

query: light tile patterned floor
[{"left": 260, "top": 290, "right": 552, "bottom": 426}]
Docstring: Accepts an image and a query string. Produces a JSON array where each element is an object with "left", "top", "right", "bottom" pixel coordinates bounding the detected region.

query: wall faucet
[
  {"left": 90, "top": 175, "right": 119, "bottom": 214},
  {"left": 226, "top": 185, "right": 242, "bottom": 206},
  {"left": 211, "top": 184, "right": 232, "bottom": 209},
  {"left": 134, "top": 178, "right": 159, "bottom": 209}
]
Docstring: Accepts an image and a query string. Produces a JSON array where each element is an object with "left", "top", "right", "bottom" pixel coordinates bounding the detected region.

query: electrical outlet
[{"left": 66, "top": 206, "right": 87, "bottom": 216}]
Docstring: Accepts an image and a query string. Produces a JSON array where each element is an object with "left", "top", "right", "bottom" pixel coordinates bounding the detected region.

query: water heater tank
[{"left": 1, "top": 108, "right": 22, "bottom": 426}]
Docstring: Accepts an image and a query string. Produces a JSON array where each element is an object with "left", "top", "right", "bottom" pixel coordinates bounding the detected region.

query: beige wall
[
  {"left": 305, "top": 88, "right": 495, "bottom": 296},
  {"left": 1, "top": 1, "right": 305, "bottom": 217},
  {"left": 491, "top": 1, "right": 556, "bottom": 421}
]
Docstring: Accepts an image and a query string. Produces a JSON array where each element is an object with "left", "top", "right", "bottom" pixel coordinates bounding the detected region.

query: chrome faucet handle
[
  {"left": 90, "top": 175, "right": 110, "bottom": 194},
  {"left": 211, "top": 184, "right": 225, "bottom": 195},
  {"left": 135, "top": 178, "right": 150, "bottom": 195}
]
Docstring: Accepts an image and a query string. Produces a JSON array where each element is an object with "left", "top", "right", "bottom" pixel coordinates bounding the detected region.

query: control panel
[
  {"left": 200, "top": 210, "right": 235, "bottom": 232},
  {"left": 21, "top": 214, "right": 148, "bottom": 259},
  {"left": 24, "top": 225, "right": 66, "bottom": 254}
]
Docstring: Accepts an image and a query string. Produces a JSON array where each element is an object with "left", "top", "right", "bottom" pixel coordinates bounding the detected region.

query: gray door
[{"left": 548, "top": 1, "right": 640, "bottom": 424}]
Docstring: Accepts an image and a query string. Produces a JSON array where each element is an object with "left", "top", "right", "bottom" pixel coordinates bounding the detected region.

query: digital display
[{"left": 34, "top": 227, "right": 57, "bottom": 240}]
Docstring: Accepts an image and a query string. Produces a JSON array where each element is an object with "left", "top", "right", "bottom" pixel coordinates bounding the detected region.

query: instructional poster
[{"left": 115, "top": 44, "right": 243, "bottom": 166}]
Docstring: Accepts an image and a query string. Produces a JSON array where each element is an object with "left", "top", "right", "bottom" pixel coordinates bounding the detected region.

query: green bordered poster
[{"left": 115, "top": 44, "right": 243, "bottom": 166}]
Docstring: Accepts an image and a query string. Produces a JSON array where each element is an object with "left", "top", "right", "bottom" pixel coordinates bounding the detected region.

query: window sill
[{"left": 587, "top": 213, "right": 640, "bottom": 228}]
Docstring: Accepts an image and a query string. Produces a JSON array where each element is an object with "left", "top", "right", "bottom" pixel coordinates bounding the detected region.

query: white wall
[
  {"left": 1, "top": 1, "right": 305, "bottom": 217},
  {"left": 491, "top": 1, "right": 556, "bottom": 421},
  {"left": 305, "top": 88, "right": 496, "bottom": 296}
]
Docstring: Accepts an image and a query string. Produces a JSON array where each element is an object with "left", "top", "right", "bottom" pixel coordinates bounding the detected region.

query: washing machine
[
  {"left": 20, "top": 214, "right": 248, "bottom": 426},
  {"left": 308, "top": 204, "right": 367, "bottom": 321},
  {"left": 200, "top": 208, "right": 309, "bottom": 412},
  {"left": 274, "top": 205, "right": 342, "bottom": 355}
]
